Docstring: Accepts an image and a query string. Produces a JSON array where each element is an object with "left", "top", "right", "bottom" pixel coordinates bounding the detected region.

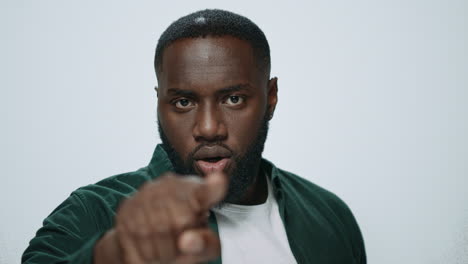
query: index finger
[{"left": 194, "top": 172, "right": 228, "bottom": 210}]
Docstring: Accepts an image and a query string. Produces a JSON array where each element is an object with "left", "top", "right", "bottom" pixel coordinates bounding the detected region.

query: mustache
[{"left": 187, "top": 142, "right": 235, "bottom": 161}]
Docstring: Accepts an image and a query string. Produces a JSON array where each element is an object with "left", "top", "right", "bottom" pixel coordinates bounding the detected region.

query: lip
[
  {"left": 192, "top": 145, "right": 232, "bottom": 161},
  {"left": 195, "top": 158, "right": 232, "bottom": 176}
]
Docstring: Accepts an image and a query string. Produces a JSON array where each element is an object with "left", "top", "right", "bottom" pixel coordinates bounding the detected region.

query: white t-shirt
[{"left": 211, "top": 174, "right": 297, "bottom": 264}]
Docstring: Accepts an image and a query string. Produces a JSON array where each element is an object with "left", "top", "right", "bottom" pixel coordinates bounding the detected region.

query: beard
[{"left": 157, "top": 115, "right": 270, "bottom": 204}]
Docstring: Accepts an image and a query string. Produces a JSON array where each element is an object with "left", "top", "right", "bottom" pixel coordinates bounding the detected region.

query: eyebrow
[
  {"left": 166, "top": 83, "right": 251, "bottom": 98},
  {"left": 166, "top": 88, "right": 196, "bottom": 97},
  {"left": 215, "top": 83, "right": 250, "bottom": 97}
]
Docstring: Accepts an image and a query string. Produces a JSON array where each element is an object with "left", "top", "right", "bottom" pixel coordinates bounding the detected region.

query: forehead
[{"left": 159, "top": 36, "right": 259, "bottom": 90}]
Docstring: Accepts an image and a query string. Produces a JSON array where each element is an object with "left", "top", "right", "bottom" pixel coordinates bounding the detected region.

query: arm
[
  {"left": 332, "top": 198, "right": 367, "bottom": 264},
  {"left": 23, "top": 172, "right": 226, "bottom": 264},
  {"left": 22, "top": 192, "right": 106, "bottom": 263}
]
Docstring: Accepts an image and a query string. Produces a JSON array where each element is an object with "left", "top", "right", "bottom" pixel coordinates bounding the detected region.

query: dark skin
[
  {"left": 158, "top": 36, "right": 278, "bottom": 205},
  {"left": 94, "top": 36, "right": 278, "bottom": 264}
]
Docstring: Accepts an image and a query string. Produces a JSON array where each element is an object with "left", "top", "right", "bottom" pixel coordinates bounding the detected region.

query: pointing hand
[{"left": 94, "top": 172, "right": 228, "bottom": 264}]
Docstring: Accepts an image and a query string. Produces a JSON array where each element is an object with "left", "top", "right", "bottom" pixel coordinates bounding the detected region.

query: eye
[
  {"left": 174, "top": 98, "right": 194, "bottom": 109},
  {"left": 225, "top": 95, "right": 244, "bottom": 106}
]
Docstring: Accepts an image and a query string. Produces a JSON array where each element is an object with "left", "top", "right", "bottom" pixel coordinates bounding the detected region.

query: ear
[
  {"left": 154, "top": 86, "right": 159, "bottom": 97},
  {"left": 267, "top": 77, "right": 278, "bottom": 120}
]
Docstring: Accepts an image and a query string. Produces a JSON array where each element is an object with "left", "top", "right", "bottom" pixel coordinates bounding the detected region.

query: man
[{"left": 23, "top": 9, "right": 366, "bottom": 264}]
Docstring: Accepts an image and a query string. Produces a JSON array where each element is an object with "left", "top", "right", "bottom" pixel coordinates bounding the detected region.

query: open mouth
[
  {"left": 195, "top": 158, "right": 231, "bottom": 175},
  {"left": 194, "top": 157, "right": 232, "bottom": 176},
  {"left": 192, "top": 145, "right": 233, "bottom": 176},
  {"left": 202, "top": 157, "right": 223, "bottom": 163}
]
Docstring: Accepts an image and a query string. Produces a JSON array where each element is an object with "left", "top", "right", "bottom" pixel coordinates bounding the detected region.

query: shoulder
[
  {"left": 22, "top": 164, "right": 167, "bottom": 263},
  {"left": 77, "top": 166, "right": 153, "bottom": 195},
  {"left": 263, "top": 159, "right": 346, "bottom": 211},
  {"left": 268, "top": 162, "right": 366, "bottom": 263},
  {"left": 276, "top": 165, "right": 359, "bottom": 227},
  {"left": 277, "top": 167, "right": 351, "bottom": 213},
  {"left": 71, "top": 166, "right": 154, "bottom": 212}
]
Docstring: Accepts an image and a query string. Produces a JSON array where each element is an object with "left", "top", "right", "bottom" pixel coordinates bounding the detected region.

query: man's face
[{"left": 156, "top": 36, "right": 277, "bottom": 203}]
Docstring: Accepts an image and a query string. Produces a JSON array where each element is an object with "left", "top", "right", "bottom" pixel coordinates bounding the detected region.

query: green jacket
[{"left": 22, "top": 144, "right": 366, "bottom": 263}]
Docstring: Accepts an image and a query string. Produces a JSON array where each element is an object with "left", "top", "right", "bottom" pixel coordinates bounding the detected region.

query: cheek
[
  {"left": 158, "top": 105, "right": 195, "bottom": 160},
  {"left": 224, "top": 100, "right": 266, "bottom": 153}
]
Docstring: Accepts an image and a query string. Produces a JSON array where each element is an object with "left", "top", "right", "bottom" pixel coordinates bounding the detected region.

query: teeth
[{"left": 204, "top": 157, "right": 222, "bottom": 163}]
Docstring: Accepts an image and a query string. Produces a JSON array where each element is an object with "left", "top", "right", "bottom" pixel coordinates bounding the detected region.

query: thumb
[{"left": 176, "top": 228, "right": 221, "bottom": 264}]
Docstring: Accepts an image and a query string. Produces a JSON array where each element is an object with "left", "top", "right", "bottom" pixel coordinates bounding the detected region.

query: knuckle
[
  {"left": 115, "top": 211, "right": 129, "bottom": 229},
  {"left": 154, "top": 220, "right": 171, "bottom": 234},
  {"left": 115, "top": 224, "right": 126, "bottom": 239},
  {"left": 188, "top": 196, "right": 202, "bottom": 212},
  {"left": 123, "top": 212, "right": 143, "bottom": 235},
  {"left": 173, "top": 213, "right": 194, "bottom": 230},
  {"left": 117, "top": 197, "right": 132, "bottom": 214},
  {"left": 134, "top": 224, "right": 150, "bottom": 238},
  {"left": 139, "top": 181, "right": 153, "bottom": 192}
]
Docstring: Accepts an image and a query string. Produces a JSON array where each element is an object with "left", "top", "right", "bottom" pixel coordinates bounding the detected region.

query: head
[{"left": 155, "top": 9, "right": 278, "bottom": 204}]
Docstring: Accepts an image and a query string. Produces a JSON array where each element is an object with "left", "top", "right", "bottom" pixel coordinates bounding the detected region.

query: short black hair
[{"left": 154, "top": 9, "right": 271, "bottom": 79}]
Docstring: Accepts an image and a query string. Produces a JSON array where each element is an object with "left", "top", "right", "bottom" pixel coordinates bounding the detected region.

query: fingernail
[{"left": 180, "top": 231, "right": 204, "bottom": 254}]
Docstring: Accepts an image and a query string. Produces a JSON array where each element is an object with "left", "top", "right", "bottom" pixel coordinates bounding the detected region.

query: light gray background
[{"left": 1, "top": 0, "right": 467, "bottom": 263}]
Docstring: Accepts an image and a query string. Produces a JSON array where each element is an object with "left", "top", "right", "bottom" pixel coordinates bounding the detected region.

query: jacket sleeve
[
  {"left": 346, "top": 209, "right": 366, "bottom": 264},
  {"left": 333, "top": 198, "right": 367, "bottom": 264},
  {"left": 22, "top": 192, "right": 107, "bottom": 264}
]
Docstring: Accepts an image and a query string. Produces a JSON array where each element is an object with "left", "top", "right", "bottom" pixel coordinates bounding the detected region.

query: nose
[{"left": 193, "top": 103, "right": 227, "bottom": 142}]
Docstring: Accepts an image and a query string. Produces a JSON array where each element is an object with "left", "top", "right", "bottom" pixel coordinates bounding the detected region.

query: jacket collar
[{"left": 147, "top": 144, "right": 174, "bottom": 178}]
